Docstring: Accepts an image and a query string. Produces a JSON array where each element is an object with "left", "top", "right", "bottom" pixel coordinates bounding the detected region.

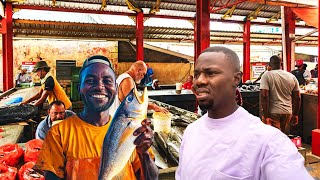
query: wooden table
[{"left": 0, "top": 125, "right": 24, "bottom": 145}]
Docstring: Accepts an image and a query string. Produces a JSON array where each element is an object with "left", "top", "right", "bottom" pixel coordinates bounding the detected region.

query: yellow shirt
[
  {"left": 35, "top": 115, "right": 150, "bottom": 180},
  {"left": 41, "top": 73, "right": 72, "bottom": 109}
]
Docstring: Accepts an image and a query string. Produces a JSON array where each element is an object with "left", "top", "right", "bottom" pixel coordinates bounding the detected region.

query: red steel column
[
  {"left": 283, "top": 7, "right": 295, "bottom": 72},
  {"left": 195, "top": 0, "right": 210, "bottom": 61},
  {"left": 136, "top": 12, "right": 144, "bottom": 61},
  {"left": 317, "top": 2, "right": 320, "bottom": 129},
  {"left": 243, "top": 20, "right": 250, "bottom": 82},
  {"left": 2, "top": 2, "right": 13, "bottom": 91}
]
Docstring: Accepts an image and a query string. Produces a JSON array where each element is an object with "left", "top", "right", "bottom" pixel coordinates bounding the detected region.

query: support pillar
[
  {"left": 282, "top": 7, "right": 295, "bottom": 72},
  {"left": 243, "top": 20, "right": 250, "bottom": 82},
  {"left": 317, "top": 1, "right": 320, "bottom": 130},
  {"left": 136, "top": 11, "right": 144, "bottom": 61},
  {"left": 2, "top": 2, "right": 13, "bottom": 91},
  {"left": 195, "top": 0, "right": 210, "bottom": 62},
  {"left": 311, "top": 2, "right": 319, "bottom": 156}
]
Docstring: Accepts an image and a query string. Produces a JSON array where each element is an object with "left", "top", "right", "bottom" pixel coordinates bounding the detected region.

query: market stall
[{"left": 0, "top": 86, "right": 40, "bottom": 145}]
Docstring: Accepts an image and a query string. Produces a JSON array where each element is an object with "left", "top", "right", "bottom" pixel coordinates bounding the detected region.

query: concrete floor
[{"left": 305, "top": 144, "right": 320, "bottom": 179}]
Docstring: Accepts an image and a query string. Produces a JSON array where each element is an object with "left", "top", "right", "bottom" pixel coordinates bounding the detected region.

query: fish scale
[{"left": 99, "top": 87, "right": 148, "bottom": 180}]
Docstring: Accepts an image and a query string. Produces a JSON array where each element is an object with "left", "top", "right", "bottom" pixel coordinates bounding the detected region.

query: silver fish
[{"left": 98, "top": 87, "right": 148, "bottom": 180}]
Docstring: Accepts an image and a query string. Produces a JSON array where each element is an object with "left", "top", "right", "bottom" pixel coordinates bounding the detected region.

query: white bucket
[
  {"left": 176, "top": 82, "right": 182, "bottom": 94},
  {"left": 153, "top": 112, "right": 172, "bottom": 134}
]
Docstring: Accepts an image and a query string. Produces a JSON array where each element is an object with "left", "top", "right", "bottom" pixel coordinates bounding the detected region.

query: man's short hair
[
  {"left": 49, "top": 100, "right": 65, "bottom": 110},
  {"left": 270, "top": 55, "right": 281, "bottom": 66},
  {"left": 202, "top": 46, "right": 240, "bottom": 72}
]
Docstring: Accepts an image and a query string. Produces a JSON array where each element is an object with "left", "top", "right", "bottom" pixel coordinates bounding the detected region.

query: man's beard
[
  {"left": 198, "top": 101, "right": 213, "bottom": 113},
  {"left": 81, "top": 94, "right": 116, "bottom": 113}
]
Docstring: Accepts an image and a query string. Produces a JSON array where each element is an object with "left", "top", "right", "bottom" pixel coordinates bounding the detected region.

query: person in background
[
  {"left": 141, "top": 64, "right": 154, "bottom": 86},
  {"left": 21, "top": 61, "right": 72, "bottom": 110},
  {"left": 35, "top": 100, "right": 75, "bottom": 140},
  {"left": 15, "top": 68, "right": 32, "bottom": 86},
  {"left": 182, "top": 75, "right": 193, "bottom": 90},
  {"left": 311, "top": 64, "right": 318, "bottom": 78},
  {"left": 253, "top": 63, "right": 271, "bottom": 84},
  {"left": 176, "top": 46, "right": 311, "bottom": 180},
  {"left": 260, "top": 55, "right": 301, "bottom": 134},
  {"left": 34, "top": 55, "right": 158, "bottom": 179},
  {"left": 302, "top": 64, "right": 311, "bottom": 84},
  {"left": 152, "top": 79, "right": 161, "bottom": 90},
  {"left": 111, "top": 61, "right": 168, "bottom": 115},
  {"left": 291, "top": 59, "right": 307, "bottom": 86}
]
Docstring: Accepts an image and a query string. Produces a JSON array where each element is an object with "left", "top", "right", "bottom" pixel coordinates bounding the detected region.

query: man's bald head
[
  {"left": 201, "top": 46, "right": 240, "bottom": 73},
  {"left": 128, "top": 61, "right": 148, "bottom": 84},
  {"left": 130, "top": 61, "right": 147, "bottom": 71}
]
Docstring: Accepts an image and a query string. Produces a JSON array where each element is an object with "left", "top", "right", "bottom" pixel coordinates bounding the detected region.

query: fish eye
[{"left": 126, "top": 94, "right": 134, "bottom": 102}]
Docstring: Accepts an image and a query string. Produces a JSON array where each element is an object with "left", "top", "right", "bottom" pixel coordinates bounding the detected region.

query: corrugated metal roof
[{"left": 7, "top": 0, "right": 317, "bottom": 46}]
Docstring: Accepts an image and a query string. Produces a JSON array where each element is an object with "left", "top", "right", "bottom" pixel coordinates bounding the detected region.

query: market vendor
[
  {"left": 35, "top": 100, "right": 75, "bottom": 140},
  {"left": 34, "top": 55, "right": 158, "bottom": 179},
  {"left": 21, "top": 61, "right": 72, "bottom": 110},
  {"left": 15, "top": 68, "right": 32, "bottom": 86},
  {"left": 110, "top": 61, "right": 168, "bottom": 115}
]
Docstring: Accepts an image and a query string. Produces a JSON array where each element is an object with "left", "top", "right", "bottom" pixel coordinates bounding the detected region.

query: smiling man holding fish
[
  {"left": 176, "top": 46, "right": 312, "bottom": 180},
  {"left": 34, "top": 55, "right": 158, "bottom": 180}
]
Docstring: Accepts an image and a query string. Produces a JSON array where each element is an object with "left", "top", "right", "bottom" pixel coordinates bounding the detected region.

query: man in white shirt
[
  {"left": 176, "top": 46, "right": 312, "bottom": 180},
  {"left": 15, "top": 68, "right": 32, "bottom": 85}
]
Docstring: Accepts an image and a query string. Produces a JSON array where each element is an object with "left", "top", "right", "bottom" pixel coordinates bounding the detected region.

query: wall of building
[
  {"left": 118, "top": 62, "right": 193, "bottom": 85},
  {"left": 0, "top": 39, "right": 193, "bottom": 91}
]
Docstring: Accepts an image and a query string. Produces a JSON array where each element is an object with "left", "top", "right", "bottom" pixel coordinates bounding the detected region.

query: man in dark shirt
[{"left": 291, "top": 59, "right": 306, "bottom": 86}]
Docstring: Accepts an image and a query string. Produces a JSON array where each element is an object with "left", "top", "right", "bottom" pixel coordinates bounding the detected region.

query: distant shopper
[
  {"left": 183, "top": 75, "right": 193, "bottom": 90},
  {"left": 291, "top": 59, "right": 306, "bottom": 86},
  {"left": 141, "top": 64, "right": 154, "bottom": 86},
  {"left": 152, "top": 79, "right": 161, "bottom": 90},
  {"left": 15, "top": 68, "right": 32, "bottom": 86},
  {"left": 311, "top": 64, "right": 318, "bottom": 78},
  {"left": 21, "top": 61, "right": 72, "bottom": 109},
  {"left": 36, "top": 101, "right": 75, "bottom": 140},
  {"left": 260, "top": 55, "right": 301, "bottom": 134}
]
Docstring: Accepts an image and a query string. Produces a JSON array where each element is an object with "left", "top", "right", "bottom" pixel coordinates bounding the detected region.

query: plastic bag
[
  {"left": 0, "top": 163, "right": 17, "bottom": 180},
  {"left": 24, "top": 139, "right": 43, "bottom": 163},
  {"left": 0, "top": 144, "right": 24, "bottom": 166},
  {"left": 19, "top": 162, "right": 44, "bottom": 180}
]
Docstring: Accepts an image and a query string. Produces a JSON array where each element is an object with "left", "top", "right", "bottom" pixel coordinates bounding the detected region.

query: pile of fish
[
  {"left": 153, "top": 127, "right": 183, "bottom": 168},
  {"left": 149, "top": 99, "right": 200, "bottom": 169},
  {"left": 239, "top": 84, "right": 260, "bottom": 92},
  {"left": 0, "top": 104, "right": 38, "bottom": 125}
]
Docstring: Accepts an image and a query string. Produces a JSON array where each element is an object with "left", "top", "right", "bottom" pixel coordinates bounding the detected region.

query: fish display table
[
  {"left": 0, "top": 86, "right": 41, "bottom": 107},
  {"left": 0, "top": 125, "right": 24, "bottom": 146},
  {"left": 149, "top": 89, "right": 196, "bottom": 112}
]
